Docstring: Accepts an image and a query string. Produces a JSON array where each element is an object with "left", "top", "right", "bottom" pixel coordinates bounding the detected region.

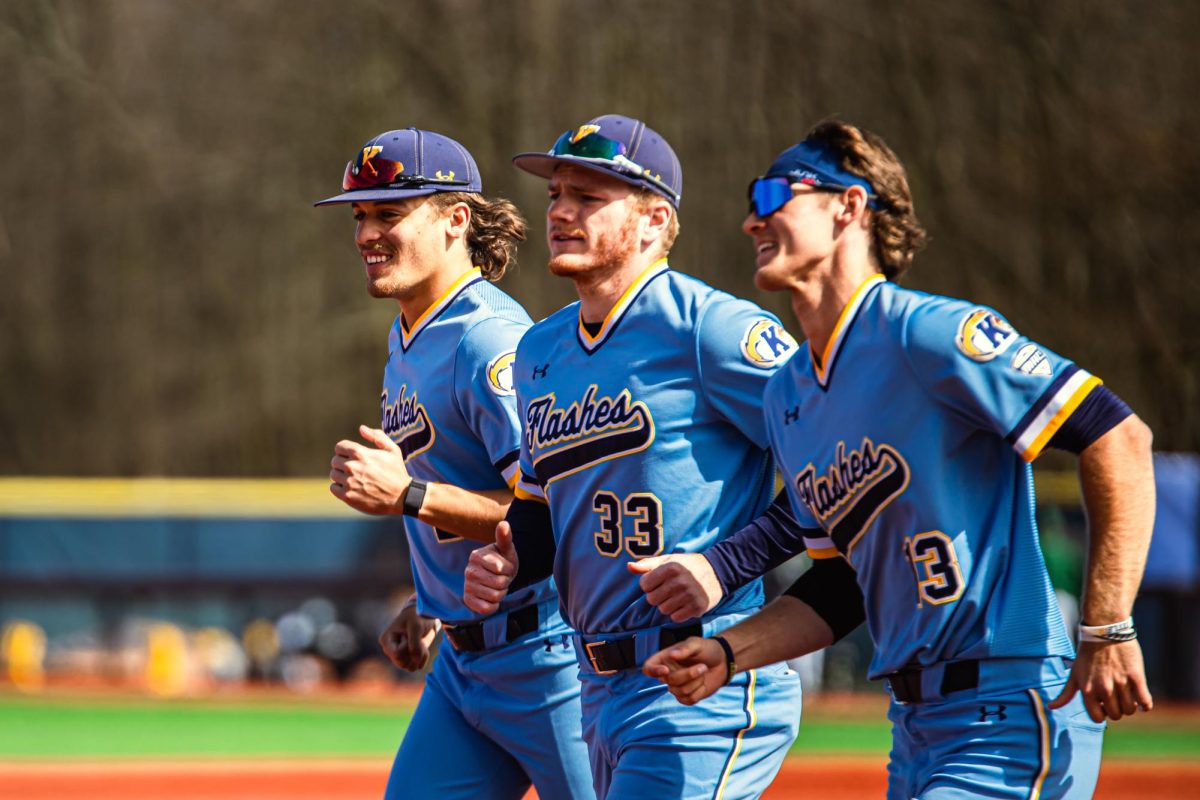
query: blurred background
[{"left": 0, "top": 0, "right": 1197, "bottom": 783}]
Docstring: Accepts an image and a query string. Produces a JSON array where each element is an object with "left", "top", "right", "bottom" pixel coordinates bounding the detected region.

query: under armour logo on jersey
[
  {"left": 532, "top": 363, "right": 550, "bottom": 380},
  {"left": 978, "top": 704, "right": 1008, "bottom": 722},
  {"left": 784, "top": 406, "right": 801, "bottom": 425}
]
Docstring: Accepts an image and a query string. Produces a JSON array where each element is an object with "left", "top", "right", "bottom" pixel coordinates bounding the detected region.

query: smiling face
[
  {"left": 742, "top": 185, "right": 840, "bottom": 292},
  {"left": 545, "top": 165, "right": 646, "bottom": 281},
  {"left": 351, "top": 198, "right": 448, "bottom": 299}
]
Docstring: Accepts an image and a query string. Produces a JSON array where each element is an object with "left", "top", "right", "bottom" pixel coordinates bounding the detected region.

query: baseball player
[
  {"left": 317, "top": 128, "right": 591, "bottom": 800},
  {"left": 462, "top": 115, "right": 803, "bottom": 800},
  {"left": 640, "top": 120, "right": 1156, "bottom": 799}
]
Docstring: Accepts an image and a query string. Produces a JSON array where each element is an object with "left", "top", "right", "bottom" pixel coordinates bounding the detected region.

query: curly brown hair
[
  {"left": 428, "top": 192, "right": 528, "bottom": 281},
  {"left": 805, "top": 121, "right": 928, "bottom": 280}
]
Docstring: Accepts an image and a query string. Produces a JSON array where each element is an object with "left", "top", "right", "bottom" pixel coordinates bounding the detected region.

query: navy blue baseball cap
[
  {"left": 512, "top": 114, "right": 682, "bottom": 207},
  {"left": 314, "top": 128, "right": 482, "bottom": 206}
]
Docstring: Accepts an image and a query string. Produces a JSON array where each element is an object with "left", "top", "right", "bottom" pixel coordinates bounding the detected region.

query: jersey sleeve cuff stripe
[
  {"left": 496, "top": 452, "right": 521, "bottom": 488},
  {"left": 494, "top": 450, "right": 521, "bottom": 473},
  {"left": 514, "top": 482, "right": 547, "bottom": 503},
  {"left": 503, "top": 465, "right": 520, "bottom": 489},
  {"left": 1015, "top": 372, "right": 1102, "bottom": 462},
  {"left": 806, "top": 546, "right": 842, "bottom": 559},
  {"left": 804, "top": 535, "right": 840, "bottom": 560}
]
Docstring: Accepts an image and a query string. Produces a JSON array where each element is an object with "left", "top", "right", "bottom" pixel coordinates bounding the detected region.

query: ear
[
  {"left": 639, "top": 198, "right": 673, "bottom": 249},
  {"left": 443, "top": 201, "right": 472, "bottom": 239},
  {"left": 837, "top": 186, "right": 871, "bottom": 226}
]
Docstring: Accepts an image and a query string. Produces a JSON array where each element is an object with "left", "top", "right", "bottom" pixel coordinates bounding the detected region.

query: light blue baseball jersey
[
  {"left": 382, "top": 268, "right": 554, "bottom": 625},
  {"left": 511, "top": 259, "right": 800, "bottom": 635},
  {"left": 766, "top": 274, "right": 1094, "bottom": 678}
]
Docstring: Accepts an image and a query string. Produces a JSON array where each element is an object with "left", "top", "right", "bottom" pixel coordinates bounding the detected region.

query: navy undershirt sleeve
[
  {"left": 783, "top": 557, "right": 866, "bottom": 642},
  {"left": 1047, "top": 385, "right": 1132, "bottom": 454},
  {"left": 704, "top": 490, "right": 813, "bottom": 595},
  {"left": 506, "top": 497, "right": 556, "bottom": 592}
]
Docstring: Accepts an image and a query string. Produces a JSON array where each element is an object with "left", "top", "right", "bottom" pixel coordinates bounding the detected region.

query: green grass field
[{"left": 3, "top": 690, "right": 1197, "bottom": 762}]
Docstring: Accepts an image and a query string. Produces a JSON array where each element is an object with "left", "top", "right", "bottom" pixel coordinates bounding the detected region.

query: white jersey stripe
[{"left": 1013, "top": 370, "right": 1098, "bottom": 461}]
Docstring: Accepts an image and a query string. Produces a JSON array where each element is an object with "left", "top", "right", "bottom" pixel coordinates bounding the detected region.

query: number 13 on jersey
[{"left": 903, "top": 530, "right": 965, "bottom": 607}]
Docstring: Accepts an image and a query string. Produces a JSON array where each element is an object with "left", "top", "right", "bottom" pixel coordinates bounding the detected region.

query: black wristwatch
[{"left": 402, "top": 479, "right": 428, "bottom": 517}]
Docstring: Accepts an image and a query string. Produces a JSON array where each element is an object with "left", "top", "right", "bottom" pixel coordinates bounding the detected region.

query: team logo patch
[
  {"left": 741, "top": 319, "right": 798, "bottom": 368},
  {"left": 486, "top": 351, "right": 516, "bottom": 396},
  {"left": 955, "top": 309, "right": 1018, "bottom": 361},
  {"left": 1010, "top": 344, "right": 1052, "bottom": 377}
]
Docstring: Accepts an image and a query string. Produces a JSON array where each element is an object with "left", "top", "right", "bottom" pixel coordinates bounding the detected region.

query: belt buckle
[{"left": 585, "top": 640, "right": 618, "bottom": 675}]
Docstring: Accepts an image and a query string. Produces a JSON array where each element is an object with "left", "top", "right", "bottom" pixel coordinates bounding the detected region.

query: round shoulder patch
[
  {"left": 740, "top": 318, "right": 798, "bottom": 369},
  {"left": 955, "top": 308, "right": 1018, "bottom": 362},
  {"left": 486, "top": 350, "right": 517, "bottom": 396}
]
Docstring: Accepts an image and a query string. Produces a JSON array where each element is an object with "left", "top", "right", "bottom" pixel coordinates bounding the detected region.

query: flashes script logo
[
  {"left": 381, "top": 385, "right": 435, "bottom": 459},
  {"left": 795, "top": 437, "right": 910, "bottom": 555},
  {"left": 525, "top": 385, "right": 655, "bottom": 485}
]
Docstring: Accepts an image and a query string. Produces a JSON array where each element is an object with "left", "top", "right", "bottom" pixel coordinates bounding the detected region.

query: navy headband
[{"left": 764, "top": 139, "right": 879, "bottom": 208}]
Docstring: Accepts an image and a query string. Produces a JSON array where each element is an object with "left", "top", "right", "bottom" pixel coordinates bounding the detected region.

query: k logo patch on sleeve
[
  {"left": 955, "top": 309, "right": 1018, "bottom": 362},
  {"left": 486, "top": 351, "right": 517, "bottom": 396},
  {"left": 741, "top": 319, "right": 798, "bottom": 368}
]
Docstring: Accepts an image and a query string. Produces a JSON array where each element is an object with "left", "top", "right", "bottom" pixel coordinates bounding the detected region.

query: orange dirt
[{"left": 1, "top": 755, "right": 1196, "bottom": 799}]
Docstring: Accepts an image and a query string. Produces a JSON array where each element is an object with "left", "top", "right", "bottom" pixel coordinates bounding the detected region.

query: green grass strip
[
  {"left": 1, "top": 694, "right": 1196, "bottom": 762},
  {"left": 0, "top": 695, "right": 409, "bottom": 759}
]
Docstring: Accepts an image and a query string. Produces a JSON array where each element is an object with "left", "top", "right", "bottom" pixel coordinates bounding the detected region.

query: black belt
[
  {"left": 885, "top": 659, "right": 979, "bottom": 703},
  {"left": 444, "top": 604, "right": 540, "bottom": 653},
  {"left": 583, "top": 623, "right": 703, "bottom": 675}
]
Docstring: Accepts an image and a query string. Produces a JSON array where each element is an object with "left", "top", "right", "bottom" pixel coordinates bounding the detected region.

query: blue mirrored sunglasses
[
  {"left": 747, "top": 174, "right": 878, "bottom": 217},
  {"left": 551, "top": 130, "right": 679, "bottom": 203},
  {"left": 747, "top": 176, "right": 797, "bottom": 218}
]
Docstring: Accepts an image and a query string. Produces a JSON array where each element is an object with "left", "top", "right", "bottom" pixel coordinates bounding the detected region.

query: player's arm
[
  {"left": 378, "top": 593, "right": 441, "bottom": 672},
  {"left": 630, "top": 490, "right": 810, "bottom": 621},
  {"left": 644, "top": 557, "right": 865, "bottom": 703},
  {"left": 329, "top": 425, "right": 511, "bottom": 542},
  {"left": 1048, "top": 406, "right": 1155, "bottom": 722},
  {"left": 463, "top": 494, "right": 557, "bottom": 614}
]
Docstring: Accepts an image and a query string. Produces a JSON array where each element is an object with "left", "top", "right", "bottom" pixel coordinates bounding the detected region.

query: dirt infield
[{"left": 2, "top": 755, "right": 1196, "bottom": 799}]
